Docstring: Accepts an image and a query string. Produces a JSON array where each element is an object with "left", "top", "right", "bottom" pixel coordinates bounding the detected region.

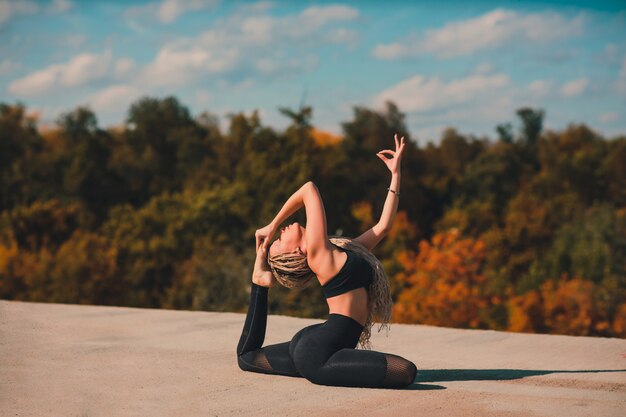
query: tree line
[{"left": 0, "top": 97, "right": 624, "bottom": 337}]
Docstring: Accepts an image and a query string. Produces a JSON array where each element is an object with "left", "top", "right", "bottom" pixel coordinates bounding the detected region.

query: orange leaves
[
  {"left": 413, "top": 228, "right": 486, "bottom": 284},
  {"left": 393, "top": 229, "right": 626, "bottom": 337},
  {"left": 391, "top": 229, "right": 625, "bottom": 337},
  {"left": 392, "top": 229, "right": 489, "bottom": 328},
  {"left": 505, "top": 276, "right": 624, "bottom": 336},
  {"left": 611, "top": 304, "right": 626, "bottom": 337},
  {"left": 507, "top": 290, "right": 543, "bottom": 333},
  {"left": 387, "top": 211, "right": 419, "bottom": 242},
  {"left": 0, "top": 234, "right": 18, "bottom": 271},
  {"left": 539, "top": 277, "right": 596, "bottom": 336},
  {"left": 351, "top": 201, "right": 374, "bottom": 228},
  {"left": 310, "top": 128, "right": 342, "bottom": 148}
]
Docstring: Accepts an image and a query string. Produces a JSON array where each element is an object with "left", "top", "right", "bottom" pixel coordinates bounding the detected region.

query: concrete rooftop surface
[{"left": 1, "top": 300, "right": 625, "bottom": 417}]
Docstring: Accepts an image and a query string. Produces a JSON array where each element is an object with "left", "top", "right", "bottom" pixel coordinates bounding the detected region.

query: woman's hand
[
  {"left": 252, "top": 246, "right": 276, "bottom": 288},
  {"left": 255, "top": 222, "right": 277, "bottom": 252},
  {"left": 376, "top": 133, "right": 405, "bottom": 175}
]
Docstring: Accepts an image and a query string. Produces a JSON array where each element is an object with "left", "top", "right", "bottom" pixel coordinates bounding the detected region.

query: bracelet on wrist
[{"left": 387, "top": 187, "right": 400, "bottom": 196}]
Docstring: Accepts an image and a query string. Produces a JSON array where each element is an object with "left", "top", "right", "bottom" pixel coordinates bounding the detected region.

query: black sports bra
[{"left": 321, "top": 244, "right": 374, "bottom": 299}]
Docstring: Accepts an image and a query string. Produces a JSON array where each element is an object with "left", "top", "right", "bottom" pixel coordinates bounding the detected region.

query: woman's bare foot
[{"left": 252, "top": 246, "right": 276, "bottom": 288}]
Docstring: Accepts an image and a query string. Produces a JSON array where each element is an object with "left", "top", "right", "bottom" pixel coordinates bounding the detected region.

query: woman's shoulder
[{"left": 307, "top": 241, "right": 349, "bottom": 282}]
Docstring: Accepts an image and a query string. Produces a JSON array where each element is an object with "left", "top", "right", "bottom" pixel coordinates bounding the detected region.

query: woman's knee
[
  {"left": 405, "top": 360, "right": 417, "bottom": 385},
  {"left": 384, "top": 354, "right": 417, "bottom": 387}
]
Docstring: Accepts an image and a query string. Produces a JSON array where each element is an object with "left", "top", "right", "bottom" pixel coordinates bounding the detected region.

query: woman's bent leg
[
  {"left": 291, "top": 313, "right": 417, "bottom": 388},
  {"left": 322, "top": 349, "right": 417, "bottom": 388},
  {"left": 236, "top": 283, "right": 301, "bottom": 377},
  {"left": 238, "top": 341, "right": 301, "bottom": 377}
]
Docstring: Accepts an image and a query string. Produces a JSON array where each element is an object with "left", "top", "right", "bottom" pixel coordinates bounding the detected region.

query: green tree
[
  {"left": 48, "top": 230, "right": 121, "bottom": 305},
  {"left": 101, "top": 183, "right": 252, "bottom": 307},
  {"left": 0, "top": 103, "right": 44, "bottom": 211},
  {"left": 516, "top": 107, "right": 544, "bottom": 146},
  {"left": 112, "top": 96, "right": 210, "bottom": 205},
  {"left": 56, "top": 107, "right": 118, "bottom": 219},
  {"left": 0, "top": 199, "right": 93, "bottom": 252},
  {"left": 523, "top": 204, "right": 626, "bottom": 286},
  {"left": 496, "top": 122, "right": 513, "bottom": 143},
  {"left": 164, "top": 237, "right": 251, "bottom": 311}
]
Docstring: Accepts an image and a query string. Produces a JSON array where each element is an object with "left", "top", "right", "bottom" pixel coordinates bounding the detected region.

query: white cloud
[
  {"left": 62, "top": 34, "right": 88, "bottom": 49},
  {"left": 158, "top": 0, "right": 218, "bottom": 24},
  {"left": 372, "top": 8, "right": 585, "bottom": 60},
  {"left": 114, "top": 58, "right": 136, "bottom": 77},
  {"left": 370, "top": 69, "right": 614, "bottom": 145},
  {"left": 473, "top": 63, "right": 493, "bottom": 75},
  {"left": 0, "top": 0, "right": 38, "bottom": 24},
  {"left": 323, "top": 27, "right": 358, "bottom": 48},
  {"left": 528, "top": 79, "right": 554, "bottom": 98},
  {"left": 87, "top": 84, "right": 140, "bottom": 114},
  {"left": 61, "top": 50, "right": 111, "bottom": 86},
  {"left": 370, "top": 71, "right": 577, "bottom": 145},
  {"left": 560, "top": 77, "right": 588, "bottom": 97},
  {"left": 598, "top": 112, "right": 619, "bottom": 123},
  {"left": 7, "top": 50, "right": 113, "bottom": 96},
  {"left": 402, "top": 93, "right": 516, "bottom": 145},
  {"left": 300, "top": 5, "right": 358, "bottom": 26},
  {"left": 599, "top": 43, "right": 621, "bottom": 64},
  {"left": 372, "top": 43, "right": 405, "bottom": 60},
  {"left": 125, "top": 0, "right": 220, "bottom": 25},
  {"left": 373, "top": 72, "right": 510, "bottom": 113},
  {"left": 49, "top": 0, "right": 72, "bottom": 13},
  {"left": 143, "top": 46, "right": 240, "bottom": 86},
  {"left": 7, "top": 65, "right": 61, "bottom": 96},
  {"left": 141, "top": 4, "right": 358, "bottom": 87},
  {"left": 0, "top": 0, "right": 72, "bottom": 24}
]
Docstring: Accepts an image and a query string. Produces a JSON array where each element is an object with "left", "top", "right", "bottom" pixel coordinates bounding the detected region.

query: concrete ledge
[{"left": 1, "top": 300, "right": 625, "bottom": 416}]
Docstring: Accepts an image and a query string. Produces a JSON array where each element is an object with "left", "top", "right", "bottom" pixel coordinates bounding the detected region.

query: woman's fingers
[
  {"left": 394, "top": 134, "right": 399, "bottom": 149},
  {"left": 378, "top": 149, "right": 395, "bottom": 156},
  {"left": 255, "top": 232, "right": 267, "bottom": 252}
]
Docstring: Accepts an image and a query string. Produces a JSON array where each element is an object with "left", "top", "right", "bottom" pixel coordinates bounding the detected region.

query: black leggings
[{"left": 236, "top": 283, "right": 417, "bottom": 388}]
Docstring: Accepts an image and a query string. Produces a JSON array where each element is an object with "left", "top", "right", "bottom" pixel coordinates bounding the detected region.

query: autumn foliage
[
  {"left": 1, "top": 99, "right": 624, "bottom": 338},
  {"left": 393, "top": 230, "right": 626, "bottom": 337},
  {"left": 393, "top": 229, "right": 489, "bottom": 328}
]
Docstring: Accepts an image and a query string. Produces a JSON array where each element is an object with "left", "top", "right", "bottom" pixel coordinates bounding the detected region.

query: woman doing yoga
[{"left": 236, "top": 134, "right": 417, "bottom": 388}]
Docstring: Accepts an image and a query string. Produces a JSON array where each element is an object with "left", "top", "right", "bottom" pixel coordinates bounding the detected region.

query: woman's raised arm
[
  {"left": 353, "top": 134, "right": 405, "bottom": 251},
  {"left": 255, "top": 181, "right": 330, "bottom": 256},
  {"left": 300, "top": 181, "right": 329, "bottom": 258}
]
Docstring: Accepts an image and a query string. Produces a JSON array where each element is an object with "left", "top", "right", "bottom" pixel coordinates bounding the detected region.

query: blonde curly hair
[{"left": 267, "top": 236, "right": 392, "bottom": 350}]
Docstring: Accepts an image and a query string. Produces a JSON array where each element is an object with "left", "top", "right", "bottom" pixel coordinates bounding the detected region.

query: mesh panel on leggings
[
  {"left": 383, "top": 354, "right": 417, "bottom": 387},
  {"left": 248, "top": 350, "right": 273, "bottom": 372}
]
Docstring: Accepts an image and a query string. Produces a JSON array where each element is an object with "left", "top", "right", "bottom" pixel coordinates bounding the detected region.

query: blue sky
[{"left": 1, "top": 0, "right": 625, "bottom": 145}]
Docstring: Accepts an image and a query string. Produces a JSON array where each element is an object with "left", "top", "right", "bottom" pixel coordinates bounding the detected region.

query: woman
[{"left": 236, "top": 134, "right": 417, "bottom": 388}]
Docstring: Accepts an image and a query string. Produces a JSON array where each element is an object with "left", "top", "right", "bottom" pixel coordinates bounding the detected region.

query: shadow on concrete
[{"left": 414, "top": 368, "right": 626, "bottom": 383}]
